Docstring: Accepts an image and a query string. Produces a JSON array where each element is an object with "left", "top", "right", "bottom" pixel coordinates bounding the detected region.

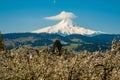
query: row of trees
[{"left": 0, "top": 40, "right": 120, "bottom": 80}]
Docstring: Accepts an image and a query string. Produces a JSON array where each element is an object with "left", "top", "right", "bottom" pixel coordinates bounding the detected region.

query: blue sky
[{"left": 0, "top": 0, "right": 120, "bottom": 34}]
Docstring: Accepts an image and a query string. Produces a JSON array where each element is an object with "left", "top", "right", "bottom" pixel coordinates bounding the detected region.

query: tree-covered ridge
[{"left": 2, "top": 33, "right": 120, "bottom": 52}]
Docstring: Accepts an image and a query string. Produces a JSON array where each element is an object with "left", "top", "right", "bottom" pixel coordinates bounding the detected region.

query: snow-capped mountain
[{"left": 33, "top": 11, "right": 103, "bottom": 36}]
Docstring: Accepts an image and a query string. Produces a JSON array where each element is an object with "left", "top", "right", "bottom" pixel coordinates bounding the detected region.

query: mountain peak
[
  {"left": 56, "top": 18, "right": 73, "bottom": 27},
  {"left": 33, "top": 11, "right": 103, "bottom": 36}
]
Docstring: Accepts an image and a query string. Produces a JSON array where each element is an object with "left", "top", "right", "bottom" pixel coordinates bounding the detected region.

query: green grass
[{"left": 63, "top": 44, "right": 78, "bottom": 50}]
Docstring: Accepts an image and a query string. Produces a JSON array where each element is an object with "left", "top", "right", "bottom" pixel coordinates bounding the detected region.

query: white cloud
[{"left": 44, "top": 11, "right": 77, "bottom": 20}]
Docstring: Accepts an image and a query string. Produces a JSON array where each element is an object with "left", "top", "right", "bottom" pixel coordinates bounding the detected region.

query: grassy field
[{"left": 63, "top": 44, "right": 78, "bottom": 51}]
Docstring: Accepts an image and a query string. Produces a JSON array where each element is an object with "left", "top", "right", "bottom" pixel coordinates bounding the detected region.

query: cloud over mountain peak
[
  {"left": 44, "top": 11, "right": 77, "bottom": 20},
  {"left": 33, "top": 11, "right": 103, "bottom": 36}
]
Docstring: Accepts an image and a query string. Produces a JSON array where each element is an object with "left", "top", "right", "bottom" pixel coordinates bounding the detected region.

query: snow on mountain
[{"left": 33, "top": 11, "right": 103, "bottom": 36}]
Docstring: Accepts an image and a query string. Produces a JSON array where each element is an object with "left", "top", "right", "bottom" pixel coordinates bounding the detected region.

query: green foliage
[
  {"left": 53, "top": 40, "right": 62, "bottom": 55},
  {"left": 0, "top": 32, "right": 4, "bottom": 50}
]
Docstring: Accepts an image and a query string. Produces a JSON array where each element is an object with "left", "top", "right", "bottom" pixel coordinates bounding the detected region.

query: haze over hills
[
  {"left": 3, "top": 33, "right": 120, "bottom": 52},
  {"left": 33, "top": 11, "right": 103, "bottom": 36}
]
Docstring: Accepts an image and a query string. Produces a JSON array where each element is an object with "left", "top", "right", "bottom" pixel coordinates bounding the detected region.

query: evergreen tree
[
  {"left": 53, "top": 40, "right": 62, "bottom": 54},
  {"left": 0, "top": 32, "right": 4, "bottom": 50}
]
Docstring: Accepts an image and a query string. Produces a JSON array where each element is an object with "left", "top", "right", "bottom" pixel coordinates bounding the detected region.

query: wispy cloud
[{"left": 44, "top": 11, "right": 77, "bottom": 20}]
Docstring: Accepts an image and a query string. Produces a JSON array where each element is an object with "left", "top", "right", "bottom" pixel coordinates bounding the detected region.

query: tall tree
[
  {"left": 0, "top": 32, "right": 4, "bottom": 50},
  {"left": 53, "top": 40, "right": 62, "bottom": 54}
]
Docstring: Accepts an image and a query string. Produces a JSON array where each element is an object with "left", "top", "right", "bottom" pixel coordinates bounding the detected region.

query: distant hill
[{"left": 3, "top": 33, "right": 120, "bottom": 52}]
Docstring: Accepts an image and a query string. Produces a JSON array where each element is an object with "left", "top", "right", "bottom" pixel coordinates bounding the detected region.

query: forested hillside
[{"left": 3, "top": 33, "right": 120, "bottom": 52}]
